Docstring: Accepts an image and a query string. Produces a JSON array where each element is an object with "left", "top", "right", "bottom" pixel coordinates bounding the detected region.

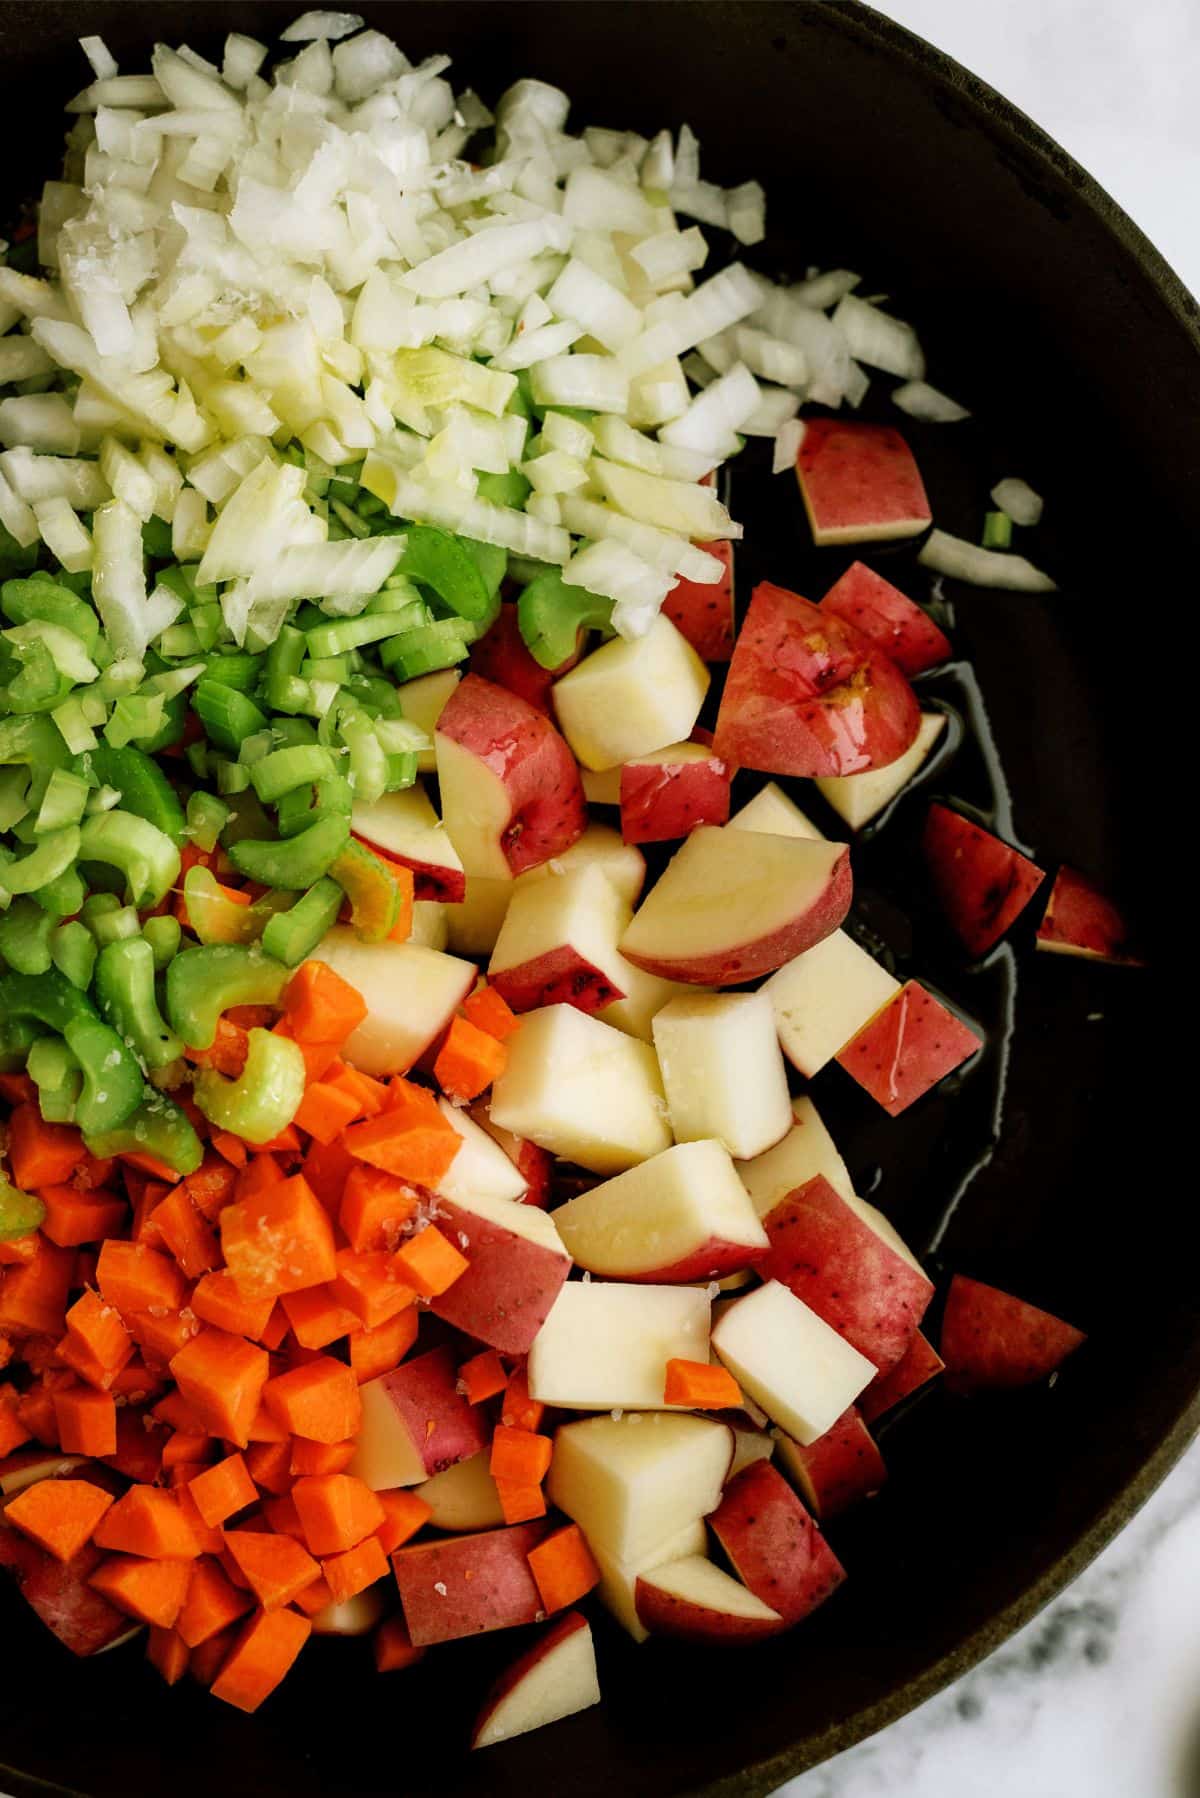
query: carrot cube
[
  {"left": 392, "top": 1225, "right": 468, "bottom": 1300},
  {"left": 339, "top": 1165, "right": 419, "bottom": 1253},
  {"left": 89, "top": 1554, "right": 192, "bottom": 1628},
  {"left": 293, "top": 1081, "right": 361, "bottom": 1145},
  {"left": 494, "top": 1479, "right": 546, "bottom": 1525},
  {"left": 53, "top": 1387, "right": 117, "bottom": 1458},
  {"left": 289, "top": 1438, "right": 357, "bottom": 1478},
  {"left": 6, "top": 1105, "right": 82, "bottom": 1190},
  {"left": 291, "top": 1473, "right": 385, "bottom": 1557},
  {"left": 283, "top": 961, "right": 367, "bottom": 1044},
  {"left": 176, "top": 1557, "right": 254, "bottom": 1649},
  {"left": 152, "top": 1185, "right": 221, "bottom": 1279},
  {"left": 4, "top": 1477, "right": 115, "bottom": 1562},
  {"left": 146, "top": 1626, "right": 190, "bottom": 1686},
  {"left": 210, "top": 1607, "right": 311, "bottom": 1713},
  {"left": 321, "top": 1534, "right": 388, "bottom": 1603},
  {"left": 188, "top": 1454, "right": 259, "bottom": 1530},
  {"left": 328, "top": 1248, "right": 416, "bottom": 1331},
  {"left": 190, "top": 1269, "right": 276, "bottom": 1341},
  {"left": 64, "top": 1290, "right": 132, "bottom": 1375},
  {"left": 434, "top": 1015, "right": 508, "bottom": 1102},
  {"left": 527, "top": 1523, "right": 601, "bottom": 1614},
  {"left": 262, "top": 1356, "right": 361, "bottom": 1445},
  {"left": 219, "top": 1175, "right": 337, "bottom": 1300},
  {"left": 280, "top": 1284, "right": 360, "bottom": 1351},
  {"left": 221, "top": 1528, "right": 320, "bottom": 1611},
  {"left": 663, "top": 1358, "right": 744, "bottom": 1409},
  {"left": 462, "top": 984, "right": 521, "bottom": 1041},
  {"left": 459, "top": 1349, "right": 506, "bottom": 1406},
  {"left": 489, "top": 1425, "right": 552, "bottom": 1486},
  {"left": 96, "top": 1240, "right": 188, "bottom": 1318},
  {"left": 0, "top": 1241, "right": 75, "bottom": 1337},
  {"left": 37, "top": 1186, "right": 127, "bottom": 1249},
  {"left": 374, "top": 1490, "right": 431, "bottom": 1556},
  {"left": 347, "top": 1309, "right": 419, "bottom": 1384},
  {"left": 169, "top": 1329, "right": 270, "bottom": 1449}
]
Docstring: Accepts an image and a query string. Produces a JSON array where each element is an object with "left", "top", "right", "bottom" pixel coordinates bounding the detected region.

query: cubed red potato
[
  {"left": 487, "top": 865, "right": 629, "bottom": 1016},
  {"left": 349, "top": 1346, "right": 490, "bottom": 1490},
  {"left": 619, "top": 742, "right": 733, "bottom": 844},
  {"left": 351, "top": 785, "right": 465, "bottom": 904},
  {"left": 795, "top": 418, "right": 932, "bottom": 546},
  {"left": 391, "top": 1519, "right": 550, "bottom": 1646},
  {"left": 469, "top": 1107, "right": 554, "bottom": 1208},
  {"left": 859, "top": 1329, "right": 945, "bottom": 1423},
  {"left": 923, "top": 803, "right": 1046, "bottom": 957},
  {"left": 1035, "top": 865, "right": 1143, "bottom": 965},
  {"left": 435, "top": 674, "right": 587, "bottom": 879},
  {"left": 773, "top": 1407, "right": 887, "bottom": 1519},
  {"left": 713, "top": 582, "right": 921, "bottom": 779},
  {"left": 471, "top": 1610, "right": 601, "bottom": 1749},
  {"left": 708, "top": 1459, "right": 847, "bottom": 1624},
  {"left": 761, "top": 1175, "right": 933, "bottom": 1374},
  {"left": 940, "top": 1274, "right": 1086, "bottom": 1394},
  {"left": 469, "top": 602, "right": 581, "bottom": 715},
  {"left": 820, "top": 561, "right": 951, "bottom": 677},
  {"left": 0, "top": 1523, "right": 135, "bottom": 1657},
  {"left": 662, "top": 538, "right": 735, "bottom": 662},
  {"left": 835, "top": 980, "right": 983, "bottom": 1116},
  {"left": 429, "top": 1190, "right": 571, "bottom": 1355},
  {"left": 633, "top": 1554, "right": 785, "bottom": 1643}
]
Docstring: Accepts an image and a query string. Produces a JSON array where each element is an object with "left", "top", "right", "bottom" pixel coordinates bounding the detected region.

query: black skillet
[{"left": 0, "top": 4, "right": 1192, "bottom": 1794}]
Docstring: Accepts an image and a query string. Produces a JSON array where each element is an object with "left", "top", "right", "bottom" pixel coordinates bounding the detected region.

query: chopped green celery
[
  {"left": 76, "top": 810, "right": 181, "bottom": 910},
  {"left": 155, "top": 566, "right": 195, "bottom": 607},
  {"left": 345, "top": 674, "right": 404, "bottom": 718},
  {"left": 0, "top": 898, "right": 56, "bottom": 975},
  {"left": 81, "top": 896, "right": 140, "bottom": 947},
  {"left": 183, "top": 866, "right": 262, "bottom": 946},
  {"left": 202, "top": 652, "right": 262, "bottom": 692},
  {"left": 159, "top": 621, "right": 203, "bottom": 659},
  {"left": 0, "top": 968, "right": 142, "bottom": 1134},
  {"left": 260, "top": 877, "right": 343, "bottom": 966},
  {"left": 0, "top": 826, "right": 80, "bottom": 902},
  {"left": 463, "top": 537, "right": 508, "bottom": 605},
  {"left": 50, "top": 697, "right": 99, "bottom": 755},
  {"left": 145, "top": 664, "right": 204, "bottom": 705},
  {"left": 0, "top": 765, "right": 30, "bottom": 832},
  {"left": 1, "top": 577, "right": 100, "bottom": 651},
  {"left": 265, "top": 626, "right": 307, "bottom": 714},
  {"left": 2, "top": 635, "right": 73, "bottom": 714},
  {"left": 357, "top": 493, "right": 386, "bottom": 520},
  {"left": 217, "top": 788, "right": 275, "bottom": 847},
  {"left": 518, "top": 567, "right": 613, "bottom": 669},
  {"left": 250, "top": 744, "right": 340, "bottom": 805},
  {"left": 192, "top": 1026, "right": 306, "bottom": 1146},
  {"left": 186, "top": 791, "right": 231, "bottom": 854},
  {"left": 94, "top": 936, "right": 184, "bottom": 1070},
  {"left": 33, "top": 865, "right": 87, "bottom": 920},
  {"left": 165, "top": 943, "right": 291, "bottom": 1050},
  {"left": 399, "top": 525, "right": 495, "bottom": 624},
  {"left": 35, "top": 768, "right": 91, "bottom": 833},
  {"left": 5, "top": 621, "right": 98, "bottom": 687},
  {"left": 327, "top": 478, "right": 361, "bottom": 506},
  {"left": 72, "top": 745, "right": 187, "bottom": 845},
  {"left": 142, "top": 516, "right": 174, "bottom": 560},
  {"left": 191, "top": 603, "right": 222, "bottom": 651},
  {"left": 268, "top": 718, "right": 319, "bottom": 749},
  {"left": 275, "top": 772, "right": 352, "bottom": 840},
  {"left": 982, "top": 510, "right": 1013, "bottom": 550},
  {"left": 0, "top": 517, "right": 39, "bottom": 583},
  {"left": 0, "top": 1169, "right": 46, "bottom": 1240},
  {"left": 369, "top": 575, "right": 425, "bottom": 611},
  {"left": 238, "top": 731, "right": 275, "bottom": 768},
  {"left": 304, "top": 605, "right": 428, "bottom": 659},
  {"left": 384, "top": 751, "right": 419, "bottom": 792},
  {"left": 84, "top": 1087, "right": 203, "bottom": 1178},
  {"left": 302, "top": 654, "right": 353, "bottom": 684},
  {"left": 215, "top": 757, "right": 250, "bottom": 795},
  {"left": 86, "top": 784, "right": 121, "bottom": 814},
  {"left": 227, "top": 813, "right": 350, "bottom": 890},
  {"left": 104, "top": 692, "right": 166, "bottom": 750},
  {"left": 0, "top": 1013, "right": 42, "bottom": 1073},
  {"left": 27, "top": 1036, "right": 84, "bottom": 1124},
  {"left": 93, "top": 658, "right": 146, "bottom": 703},
  {"left": 477, "top": 467, "right": 532, "bottom": 509},
  {"left": 379, "top": 621, "right": 472, "bottom": 681},
  {"left": 143, "top": 913, "right": 181, "bottom": 971},
  {"left": 330, "top": 839, "right": 405, "bottom": 942},
  {"left": 194, "top": 679, "right": 268, "bottom": 753},
  {"left": 330, "top": 498, "right": 371, "bottom": 539},
  {"left": 337, "top": 703, "right": 390, "bottom": 806},
  {"left": 52, "top": 919, "right": 97, "bottom": 989}
]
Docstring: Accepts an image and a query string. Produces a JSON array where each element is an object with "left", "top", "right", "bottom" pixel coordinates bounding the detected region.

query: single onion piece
[
  {"left": 990, "top": 476, "right": 1044, "bottom": 526},
  {"left": 919, "top": 528, "right": 1057, "bottom": 593},
  {"left": 893, "top": 380, "right": 971, "bottom": 424}
]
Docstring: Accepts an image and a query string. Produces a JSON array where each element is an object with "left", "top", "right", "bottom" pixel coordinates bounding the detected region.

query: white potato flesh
[
  {"left": 636, "top": 1553, "right": 782, "bottom": 1624},
  {"left": 552, "top": 614, "right": 709, "bottom": 771},
  {"left": 652, "top": 990, "right": 792, "bottom": 1159},
  {"left": 435, "top": 1099, "right": 529, "bottom": 1205},
  {"left": 516, "top": 822, "right": 645, "bottom": 907},
  {"left": 591, "top": 1518, "right": 708, "bottom": 1642},
  {"left": 736, "top": 1095, "right": 855, "bottom": 1214},
  {"left": 599, "top": 961, "right": 699, "bottom": 1043},
  {"left": 416, "top": 1450, "right": 505, "bottom": 1532},
  {"left": 728, "top": 780, "right": 826, "bottom": 840},
  {"left": 711, "top": 1280, "right": 875, "bottom": 1445},
  {"left": 473, "top": 1616, "right": 601, "bottom": 1748},
  {"left": 444, "top": 876, "right": 513, "bottom": 957},
  {"left": 547, "top": 1412, "right": 733, "bottom": 1562},
  {"left": 528, "top": 1281, "right": 711, "bottom": 1410},
  {"left": 396, "top": 668, "right": 460, "bottom": 774},
  {"left": 764, "top": 929, "right": 900, "bottom": 1078},
  {"left": 351, "top": 782, "right": 464, "bottom": 880},
  {"left": 489, "top": 863, "right": 630, "bottom": 995},
  {"left": 815, "top": 712, "right": 946, "bottom": 830},
  {"left": 314, "top": 928, "right": 476, "bottom": 1076}
]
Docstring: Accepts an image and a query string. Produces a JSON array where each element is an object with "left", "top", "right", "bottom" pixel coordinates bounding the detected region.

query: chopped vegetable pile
[{"left": 0, "top": 8, "right": 1137, "bottom": 1756}]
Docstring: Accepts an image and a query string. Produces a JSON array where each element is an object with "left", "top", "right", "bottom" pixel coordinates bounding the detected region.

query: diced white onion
[
  {"left": 918, "top": 528, "right": 1057, "bottom": 592},
  {"left": 990, "top": 477, "right": 1044, "bottom": 526},
  {"left": 530, "top": 353, "right": 629, "bottom": 415},
  {"left": 488, "top": 319, "right": 582, "bottom": 373},
  {"left": 893, "top": 380, "right": 971, "bottom": 423},
  {"left": 564, "top": 539, "right": 674, "bottom": 638},
  {"left": 623, "top": 262, "right": 761, "bottom": 375},
  {"left": 629, "top": 227, "right": 707, "bottom": 286},
  {"left": 726, "top": 181, "right": 766, "bottom": 246},
  {"left": 540, "top": 410, "right": 594, "bottom": 461},
  {"left": 33, "top": 497, "right": 94, "bottom": 572},
  {"left": 660, "top": 362, "right": 761, "bottom": 454},
  {"left": 790, "top": 269, "right": 861, "bottom": 309},
  {"left": 732, "top": 325, "right": 808, "bottom": 389},
  {"left": 0, "top": 393, "right": 81, "bottom": 454},
  {"left": 0, "top": 446, "right": 109, "bottom": 508},
  {"left": 79, "top": 36, "right": 119, "bottom": 81},
  {"left": 92, "top": 498, "right": 150, "bottom": 658},
  {"left": 280, "top": 11, "right": 364, "bottom": 41},
  {"left": 241, "top": 535, "right": 406, "bottom": 606},
  {"left": 832, "top": 292, "right": 925, "bottom": 381},
  {"left": 739, "top": 386, "right": 800, "bottom": 436},
  {"left": 560, "top": 493, "right": 700, "bottom": 579},
  {"left": 0, "top": 469, "right": 39, "bottom": 547},
  {"left": 591, "top": 460, "right": 741, "bottom": 542},
  {"left": 545, "top": 259, "right": 642, "bottom": 351},
  {"left": 772, "top": 417, "right": 806, "bottom": 475}
]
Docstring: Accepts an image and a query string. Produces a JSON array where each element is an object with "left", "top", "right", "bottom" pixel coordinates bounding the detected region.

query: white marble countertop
[{"left": 786, "top": 7, "right": 1199, "bottom": 1794}]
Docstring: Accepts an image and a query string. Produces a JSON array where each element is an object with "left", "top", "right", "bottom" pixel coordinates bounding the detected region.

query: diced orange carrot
[
  {"left": 105, "top": 1409, "right": 165, "bottom": 1485},
  {"left": 53, "top": 1387, "right": 117, "bottom": 1457},
  {"left": 147, "top": 1626, "right": 190, "bottom": 1686},
  {"left": 246, "top": 1401, "right": 289, "bottom": 1444},
  {"left": 190, "top": 1270, "right": 275, "bottom": 1341},
  {"left": 6, "top": 1105, "right": 83, "bottom": 1190},
  {"left": 343, "top": 1084, "right": 460, "bottom": 1185},
  {"left": 221, "top": 1529, "right": 320, "bottom": 1611},
  {"left": 64, "top": 1290, "right": 133, "bottom": 1374},
  {"left": 187, "top": 1622, "right": 239, "bottom": 1688},
  {"left": 37, "top": 1186, "right": 127, "bottom": 1249},
  {"left": 0, "top": 1071, "right": 36, "bottom": 1105},
  {"left": 392, "top": 1225, "right": 468, "bottom": 1300},
  {"left": 220, "top": 1175, "right": 337, "bottom": 1300},
  {"left": 328, "top": 1248, "right": 416, "bottom": 1331},
  {"left": 494, "top": 1479, "right": 546, "bottom": 1525},
  {"left": 185, "top": 1018, "right": 250, "bottom": 1080},
  {"left": 55, "top": 1334, "right": 120, "bottom": 1395},
  {"left": 490, "top": 1425, "right": 552, "bottom": 1486},
  {"left": 374, "top": 1490, "right": 431, "bottom": 1556},
  {"left": 292, "top": 1574, "right": 334, "bottom": 1617},
  {"left": 374, "top": 1613, "right": 425, "bottom": 1672},
  {"left": 121, "top": 1149, "right": 192, "bottom": 1183},
  {"left": 129, "top": 1181, "right": 167, "bottom": 1247},
  {"left": 178, "top": 1557, "right": 255, "bottom": 1653},
  {"left": 293, "top": 1081, "right": 361, "bottom": 1145},
  {"left": 280, "top": 1285, "right": 359, "bottom": 1351},
  {"left": 0, "top": 1388, "right": 26, "bottom": 1455},
  {"left": 169, "top": 1329, "right": 270, "bottom": 1449},
  {"left": 234, "top": 1153, "right": 285, "bottom": 1205},
  {"left": 0, "top": 1233, "right": 39, "bottom": 1268},
  {"left": 338, "top": 1165, "right": 419, "bottom": 1253},
  {"left": 125, "top": 1308, "right": 198, "bottom": 1370},
  {"left": 161, "top": 1432, "right": 213, "bottom": 1471},
  {"left": 291, "top": 1474, "right": 385, "bottom": 1558},
  {"left": 260, "top": 1494, "right": 304, "bottom": 1542},
  {"left": 321, "top": 1534, "right": 388, "bottom": 1603},
  {"left": 0, "top": 1241, "right": 75, "bottom": 1337},
  {"left": 274, "top": 1017, "right": 344, "bottom": 1084},
  {"left": 224, "top": 1003, "right": 276, "bottom": 1030},
  {"left": 663, "top": 1358, "right": 743, "bottom": 1409},
  {"left": 501, "top": 1365, "right": 544, "bottom": 1434},
  {"left": 324, "top": 1063, "right": 389, "bottom": 1118},
  {"left": 90, "top": 1554, "right": 192, "bottom": 1628},
  {"left": 186, "top": 1454, "right": 257, "bottom": 1530},
  {"left": 459, "top": 1349, "right": 506, "bottom": 1406},
  {"left": 289, "top": 1438, "right": 357, "bottom": 1478},
  {"left": 283, "top": 961, "right": 368, "bottom": 1045},
  {"left": 210, "top": 1608, "right": 311, "bottom": 1712},
  {"left": 254, "top": 1124, "right": 304, "bottom": 1156},
  {"left": 462, "top": 983, "right": 521, "bottom": 1042},
  {"left": 245, "top": 1440, "right": 295, "bottom": 1497},
  {"left": 299, "top": 1135, "right": 355, "bottom": 1214},
  {"left": 262, "top": 1357, "right": 361, "bottom": 1445},
  {"left": 16, "top": 1386, "right": 57, "bottom": 1448},
  {"left": 434, "top": 1015, "right": 508, "bottom": 1102},
  {"left": 4, "top": 1477, "right": 115, "bottom": 1562},
  {"left": 259, "top": 1305, "right": 289, "bottom": 1353},
  {"left": 183, "top": 1154, "right": 238, "bottom": 1222},
  {"left": 152, "top": 1391, "right": 207, "bottom": 1434},
  {"left": 96, "top": 1240, "right": 188, "bottom": 1319},
  {"left": 74, "top": 1152, "right": 117, "bottom": 1191},
  {"left": 94, "top": 1485, "right": 204, "bottom": 1560},
  {"left": 175, "top": 1483, "right": 224, "bottom": 1554},
  {"left": 527, "top": 1524, "right": 601, "bottom": 1614},
  {"left": 348, "top": 1309, "right": 419, "bottom": 1385}
]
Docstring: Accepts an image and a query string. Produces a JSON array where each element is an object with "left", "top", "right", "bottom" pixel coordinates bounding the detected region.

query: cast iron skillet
[{"left": 0, "top": 4, "right": 1192, "bottom": 1793}]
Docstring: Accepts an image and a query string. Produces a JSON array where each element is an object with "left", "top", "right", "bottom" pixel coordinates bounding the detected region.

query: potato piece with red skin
[
  {"left": 940, "top": 1275, "right": 1085, "bottom": 1394},
  {"left": 859, "top": 1329, "right": 944, "bottom": 1423},
  {"left": 469, "top": 604, "right": 581, "bottom": 716},
  {"left": 1035, "top": 865, "right": 1143, "bottom": 964},
  {"left": 471, "top": 1609, "right": 600, "bottom": 1749},
  {"left": 795, "top": 418, "right": 932, "bottom": 546},
  {"left": 709, "top": 1460, "right": 846, "bottom": 1625},
  {"left": 0, "top": 1523, "right": 134, "bottom": 1657},
  {"left": 429, "top": 1191, "right": 571, "bottom": 1354},
  {"left": 821, "top": 561, "right": 951, "bottom": 677},
  {"left": 923, "top": 803, "right": 1046, "bottom": 956},
  {"left": 835, "top": 981, "right": 982, "bottom": 1116},
  {"left": 713, "top": 582, "right": 921, "bottom": 779},
  {"left": 348, "top": 1346, "right": 490, "bottom": 1491},
  {"left": 773, "top": 1406, "right": 887, "bottom": 1519},
  {"left": 620, "top": 743, "right": 733, "bottom": 845},
  {"left": 634, "top": 1554, "right": 785, "bottom": 1643},
  {"left": 662, "top": 539, "right": 735, "bottom": 662},
  {"left": 391, "top": 1520, "right": 550, "bottom": 1646}
]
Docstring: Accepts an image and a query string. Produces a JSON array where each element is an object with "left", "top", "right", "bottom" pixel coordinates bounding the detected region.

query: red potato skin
[
  {"left": 436, "top": 675, "right": 588, "bottom": 876},
  {"left": 1035, "top": 865, "right": 1143, "bottom": 964},
  {"left": 708, "top": 1460, "right": 846, "bottom": 1626},
  {"left": 469, "top": 604, "right": 581, "bottom": 717},
  {"left": 376, "top": 1345, "right": 490, "bottom": 1477},
  {"left": 777, "top": 1406, "right": 887, "bottom": 1519},
  {"left": 663, "top": 539, "right": 735, "bottom": 663},
  {"left": 762, "top": 1176, "right": 933, "bottom": 1375},
  {"left": 820, "top": 561, "right": 951, "bottom": 678},
  {"left": 923, "top": 803, "right": 1046, "bottom": 956},
  {"left": 429, "top": 1197, "right": 571, "bottom": 1354},
  {"left": 469, "top": 1111, "right": 555, "bottom": 1209},
  {"left": 633, "top": 1575, "right": 784, "bottom": 1644},
  {"left": 836, "top": 980, "right": 983, "bottom": 1116},
  {"left": 392, "top": 1520, "right": 550, "bottom": 1646},
  {"left": 712, "top": 582, "right": 921, "bottom": 779},
  {"left": 619, "top": 752, "right": 733, "bottom": 845},
  {"left": 592, "top": 1236, "right": 768, "bottom": 1285},
  {"left": 859, "top": 1329, "right": 944, "bottom": 1422},
  {"left": 795, "top": 418, "right": 932, "bottom": 543},
  {"left": 471, "top": 1609, "right": 590, "bottom": 1746},
  {"left": 940, "top": 1274, "right": 1086, "bottom": 1395},
  {"left": 0, "top": 1524, "right": 133, "bottom": 1657},
  {"left": 350, "top": 832, "right": 466, "bottom": 906},
  {"left": 489, "top": 949, "right": 626, "bottom": 1017}
]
